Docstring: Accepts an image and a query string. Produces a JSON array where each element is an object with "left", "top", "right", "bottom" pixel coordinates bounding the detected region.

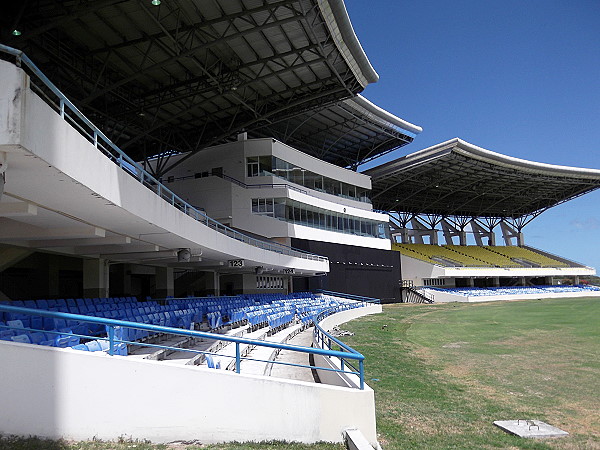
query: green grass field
[{"left": 341, "top": 297, "right": 600, "bottom": 449}]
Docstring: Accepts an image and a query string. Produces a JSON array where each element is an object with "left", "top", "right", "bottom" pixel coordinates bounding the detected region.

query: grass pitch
[{"left": 341, "top": 297, "right": 600, "bottom": 449}]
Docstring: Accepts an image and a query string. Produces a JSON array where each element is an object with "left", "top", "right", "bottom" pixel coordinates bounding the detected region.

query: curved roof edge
[
  {"left": 317, "top": 0, "right": 379, "bottom": 88},
  {"left": 347, "top": 95, "right": 423, "bottom": 136},
  {"left": 367, "top": 137, "right": 600, "bottom": 180}
]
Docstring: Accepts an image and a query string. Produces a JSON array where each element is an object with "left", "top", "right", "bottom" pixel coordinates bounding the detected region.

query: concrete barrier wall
[
  {"left": 0, "top": 340, "right": 376, "bottom": 445},
  {"left": 429, "top": 289, "right": 600, "bottom": 303}
]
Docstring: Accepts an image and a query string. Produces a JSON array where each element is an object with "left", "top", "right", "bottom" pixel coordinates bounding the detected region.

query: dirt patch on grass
[
  {"left": 442, "top": 341, "right": 469, "bottom": 348},
  {"left": 390, "top": 414, "right": 465, "bottom": 435}
]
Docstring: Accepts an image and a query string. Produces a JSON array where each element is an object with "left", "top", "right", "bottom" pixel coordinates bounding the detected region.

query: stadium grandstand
[
  {"left": 1, "top": 0, "right": 599, "bottom": 447},
  {"left": 366, "top": 138, "right": 600, "bottom": 302},
  {"left": 0, "top": 0, "right": 416, "bottom": 446}
]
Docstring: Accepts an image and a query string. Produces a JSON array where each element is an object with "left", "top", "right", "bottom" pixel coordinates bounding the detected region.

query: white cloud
[{"left": 570, "top": 218, "right": 600, "bottom": 231}]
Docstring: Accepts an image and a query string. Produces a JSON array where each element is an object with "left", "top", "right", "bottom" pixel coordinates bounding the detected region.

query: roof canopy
[
  {"left": 2, "top": 0, "right": 419, "bottom": 173},
  {"left": 366, "top": 138, "right": 600, "bottom": 219}
]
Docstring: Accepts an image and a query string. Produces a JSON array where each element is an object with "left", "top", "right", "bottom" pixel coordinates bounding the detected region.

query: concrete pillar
[
  {"left": 492, "top": 277, "right": 500, "bottom": 287},
  {"left": 517, "top": 232, "right": 525, "bottom": 246},
  {"left": 430, "top": 230, "right": 438, "bottom": 245},
  {"left": 156, "top": 267, "right": 174, "bottom": 298},
  {"left": 459, "top": 231, "right": 467, "bottom": 246},
  {"left": 400, "top": 228, "right": 410, "bottom": 244},
  {"left": 83, "top": 258, "right": 109, "bottom": 298},
  {"left": 520, "top": 276, "right": 526, "bottom": 286},
  {"left": 111, "top": 264, "right": 132, "bottom": 297},
  {"left": 467, "top": 278, "right": 474, "bottom": 287},
  {"left": 574, "top": 276, "right": 580, "bottom": 285},
  {"left": 204, "top": 271, "right": 220, "bottom": 296},
  {"left": 47, "top": 255, "right": 60, "bottom": 298}
]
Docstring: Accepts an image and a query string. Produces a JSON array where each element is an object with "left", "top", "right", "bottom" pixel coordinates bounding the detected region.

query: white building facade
[{"left": 157, "top": 136, "right": 391, "bottom": 251}]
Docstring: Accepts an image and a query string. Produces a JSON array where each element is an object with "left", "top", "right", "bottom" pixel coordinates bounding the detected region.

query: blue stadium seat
[
  {"left": 205, "top": 355, "right": 220, "bottom": 369},
  {"left": 37, "top": 299, "right": 49, "bottom": 310},
  {"left": 0, "top": 329, "right": 15, "bottom": 340},
  {"left": 24, "top": 300, "right": 37, "bottom": 309},
  {"left": 11, "top": 334, "right": 32, "bottom": 344},
  {"left": 85, "top": 340, "right": 103, "bottom": 352},
  {"left": 71, "top": 343, "right": 89, "bottom": 351}
]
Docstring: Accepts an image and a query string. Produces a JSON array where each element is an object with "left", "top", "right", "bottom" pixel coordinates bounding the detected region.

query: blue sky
[{"left": 347, "top": 0, "right": 600, "bottom": 272}]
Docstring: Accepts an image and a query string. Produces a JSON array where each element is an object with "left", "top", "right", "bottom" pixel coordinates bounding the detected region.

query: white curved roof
[
  {"left": 317, "top": 0, "right": 379, "bottom": 87},
  {"left": 367, "top": 138, "right": 600, "bottom": 218}
]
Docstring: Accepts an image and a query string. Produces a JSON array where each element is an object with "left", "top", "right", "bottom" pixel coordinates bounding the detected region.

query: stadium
[{"left": 0, "top": 1, "right": 599, "bottom": 448}]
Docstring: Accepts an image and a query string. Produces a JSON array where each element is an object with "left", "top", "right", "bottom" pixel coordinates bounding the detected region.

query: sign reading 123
[{"left": 228, "top": 259, "right": 245, "bottom": 267}]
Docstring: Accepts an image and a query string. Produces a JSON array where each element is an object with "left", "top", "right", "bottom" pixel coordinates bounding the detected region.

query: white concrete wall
[
  {"left": 158, "top": 140, "right": 246, "bottom": 181},
  {"left": 400, "top": 254, "right": 447, "bottom": 286},
  {"left": 400, "top": 254, "right": 596, "bottom": 287},
  {"left": 171, "top": 176, "right": 234, "bottom": 223},
  {"left": 0, "top": 340, "right": 377, "bottom": 445},
  {"left": 0, "top": 60, "right": 27, "bottom": 148},
  {"left": 1, "top": 61, "right": 327, "bottom": 274},
  {"left": 426, "top": 289, "right": 600, "bottom": 303}
]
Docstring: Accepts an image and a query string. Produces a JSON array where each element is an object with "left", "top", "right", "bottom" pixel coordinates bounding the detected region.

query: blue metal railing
[
  {"left": 312, "top": 307, "right": 364, "bottom": 389},
  {"left": 0, "top": 44, "right": 327, "bottom": 264},
  {"left": 0, "top": 303, "right": 366, "bottom": 389}
]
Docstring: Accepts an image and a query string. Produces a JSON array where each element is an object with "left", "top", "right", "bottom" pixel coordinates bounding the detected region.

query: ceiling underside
[
  {"left": 368, "top": 144, "right": 600, "bottom": 219},
  {"left": 1, "top": 0, "right": 414, "bottom": 173}
]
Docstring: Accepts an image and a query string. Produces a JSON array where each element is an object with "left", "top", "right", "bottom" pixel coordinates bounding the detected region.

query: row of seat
[
  {"left": 424, "top": 285, "right": 600, "bottom": 297},
  {"left": 1, "top": 292, "right": 369, "bottom": 356},
  {"left": 72, "top": 339, "right": 127, "bottom": 356},
  {"left": 393, "top": 244, "right": 571, "bottom": 268}
]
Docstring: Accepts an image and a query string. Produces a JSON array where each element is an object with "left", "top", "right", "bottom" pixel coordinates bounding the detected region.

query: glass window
[
  {"left": 247, "top": 157, "right": 259, "bottom": 177},
  {"left": 259, "top": 155, "right": 272, "bottom": 175},
  {"left": 251, "top": 197, "right": 384, "bottom": 238},
  {"left": 307, "top": 209, "right": 314, "bottom": 226},
  {"left": 290, "top": 167, "right": 304, "bottom": 186},
  {"left": 275, "top": 199, "right": 286, "bottom": 219}
]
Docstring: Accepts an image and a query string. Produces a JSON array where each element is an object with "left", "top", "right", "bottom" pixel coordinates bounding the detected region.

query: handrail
[
  {"left": 0, "top": 303, "right": 366, "bottom": 389},
  {"left": 164, "top": 171, "right": 309, "bottom": 195},
  {"left": 0, "top": 44, "right": 328, "bottom": 264},
  {"left": 312, "top": 305, "right": 365, "bottom": 389},
  {"left": 315, "top": 289, "right": 380, "bottom": 304}
]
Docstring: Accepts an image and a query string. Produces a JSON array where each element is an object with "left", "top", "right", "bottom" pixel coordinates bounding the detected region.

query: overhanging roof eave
[
  {"left": 367, "top": 138, "right": 600, "bottom": 218},
  {"left": 366, "top": 138, "right": 600, "bottom": 181}
]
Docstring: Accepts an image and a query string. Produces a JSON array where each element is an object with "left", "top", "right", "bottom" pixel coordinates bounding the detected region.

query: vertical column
[
  {"left": 492, "top": 277, "right": 500, "bottom": 287},
  {"left": 574, "top": 276, "right": 580, "bottom": 285},
  {"left": 204, "top": 271, "right": 220, "bottom": 296},
  {"left": 111, "top": 264, "right": 132, "bottom": 297},
  {"left": 156, "top": 266, "right": 174, "bottom": 298},
  {"left": 430, "top": 230, "right": 439, "bottom": 245},
  {"left": 517, "top": 232, "right": 525, "bottom": 246},
  {"left": 47, "top": 255, "right": 60, "bottom": 298},
  {"left": 83, "top": 258, "right": 109, "bottom": 298}
]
